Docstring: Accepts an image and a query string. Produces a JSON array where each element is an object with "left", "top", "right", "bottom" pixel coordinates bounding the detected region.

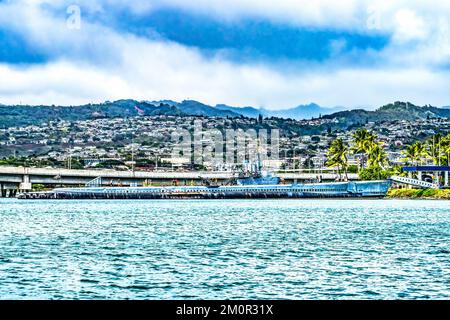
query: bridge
[
  {"left": 402, "top": 166, "right": 450, "bottom": 187},
  {"left": 0, "top": 166, "right": 358, "bottom": 197}
]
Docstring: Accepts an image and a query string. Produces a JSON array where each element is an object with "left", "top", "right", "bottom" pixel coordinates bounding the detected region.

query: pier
[{"left": 0, "top": 166, "right": 358, "bottom": 197}]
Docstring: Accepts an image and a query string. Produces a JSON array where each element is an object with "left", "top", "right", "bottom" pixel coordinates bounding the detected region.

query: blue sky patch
[{"left": 104, "top": 9, "right": 390, "bottom": 63}]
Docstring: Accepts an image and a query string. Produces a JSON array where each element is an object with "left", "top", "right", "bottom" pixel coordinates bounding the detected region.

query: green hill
[
  {"left": 323, "top": 102, "right": 450, "bottom": 126},
  {"left": 0, "top": 100, "right": 239, "bottom": 128}
]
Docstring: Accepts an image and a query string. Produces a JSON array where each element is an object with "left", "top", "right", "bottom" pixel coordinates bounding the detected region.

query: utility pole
[
  {"left": 131, "top": 136, "right": 135, "bottom": 174},
  {"left": 433, "top": 136, "right": 436, "bottom": 165},
  {"left": 130, "top": 116, "right": 136, "bottom": 176},
  {"left": 439, "top": 138, "right": 441, "bottom": 166},
  {"left": 66, "top": 148, "right": 72, "bottom": 170}
]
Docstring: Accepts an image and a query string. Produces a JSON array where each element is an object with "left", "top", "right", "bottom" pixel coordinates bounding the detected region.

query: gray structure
[
  {"left": 402, "top": 166, "right": 450, "bottom": 187},
  {"left": 0, "top": 166, "right": 359, "bottom": 197}
]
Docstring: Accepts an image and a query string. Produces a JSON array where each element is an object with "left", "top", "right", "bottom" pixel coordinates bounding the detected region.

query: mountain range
[
  {"left": 146, "top": 100, "right": 343, "bottom": 119},
  {"left": 214, "top": 102, "right": 344, "bottom": 119},
  {"left": 0, "top": 100, "right": 449, "bottom": 129}
]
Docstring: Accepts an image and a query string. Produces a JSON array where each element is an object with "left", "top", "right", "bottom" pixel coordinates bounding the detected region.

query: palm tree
[
  {"left": 427, "top": 134, "right": 444, "bottom": 165},
  {"left": 326, "top": 138, "right": 349, "bottom": 181},
  {"left": 402, "top": 144, "right": 417, "bottom": 165},
  {"left": 402, "top": 141, "right": 428, "bottom": 165},
  {"left": 352, "top": 128, "right": 377, "bottom": 169},
  {"left": 368, "top": 144, "right": 388, "bottom": 169},
  {"left": 415, "top": 141, "right": 428, "bottom": 165},
  {"left": 441, "top": 134, "right": 450, "bottom": 166}
]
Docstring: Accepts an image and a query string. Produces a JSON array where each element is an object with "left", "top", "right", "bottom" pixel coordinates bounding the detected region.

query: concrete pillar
[
  {"left": 417, "top": 171, "right": 422, "bottom": 181},
  {"left": 0, "top": 183, "right": 4, "bottom": 198},
  {"left": 19, "top": 175, "right": 32, "bottom": 191},
  {"left": 408, "top": 172, "right": 412, "bottom": 179},
  {"left": 434, "top": 171, "right": 440, "bottom": 186},
  {"left": 445, "top": 171, "right": 449, "bottom": 187}
]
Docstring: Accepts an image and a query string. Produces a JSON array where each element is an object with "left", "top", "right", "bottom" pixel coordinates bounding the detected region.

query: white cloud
[
  {"left": 392, "top": 9, "right": 428, "bottom": 43},
  {"left": 0, "top": 0, "right": 450, "bottom": 108},
  {"left": 1, "top": 53, "right": 450, "bottom": 108},
  {"left": 0, "top": 62, "right": 133, "bottom": 105},
  {"left": 17, "top": 0, "right": 450, "bottom": 35},
  {"left": 65, "top": 0, "right": 450, "bottom": 34}
]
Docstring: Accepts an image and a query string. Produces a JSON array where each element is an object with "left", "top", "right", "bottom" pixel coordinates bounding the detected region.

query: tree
[
  {"left": 427, "top": 134, "right": 445, "bottom": 166},
  {"left": 366, "top": 144, "right": 388, "bottom": 179},
  {"left": 326, "top": 138, "right": 349, "bottom": 181},
  {"left": 442, "top": 134, "right": 450, "bottom": 166},
  {"left": 368, "top": 144, "right": 388, "bottom": 169},
  {"left": 352, "top": 128, "right": 377, "bottom": 169},
  {"left": 402, "top": 141, "right": 428, "bottom": 165}
]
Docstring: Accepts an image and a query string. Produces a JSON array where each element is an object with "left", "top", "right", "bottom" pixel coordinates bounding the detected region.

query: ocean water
[{"left": 0, "top": 198, "right": 449, "bottom": 300}]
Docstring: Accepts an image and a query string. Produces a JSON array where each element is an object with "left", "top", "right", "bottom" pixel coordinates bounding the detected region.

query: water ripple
[{"left": 1, "top": 199, "right": 450, "bottom": 299}]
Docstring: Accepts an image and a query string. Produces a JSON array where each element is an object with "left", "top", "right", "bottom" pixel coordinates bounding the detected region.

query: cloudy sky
[{"left": 0, "top": 0, "right": 449, "bottom": 109}]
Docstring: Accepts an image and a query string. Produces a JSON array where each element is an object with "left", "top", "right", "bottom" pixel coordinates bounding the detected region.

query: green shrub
[
  {"left": 388, "top": 188, "right": 450, "bottom": 199},
  {"left": 32, "top": 184, "right": 45, "bottom": 191}
]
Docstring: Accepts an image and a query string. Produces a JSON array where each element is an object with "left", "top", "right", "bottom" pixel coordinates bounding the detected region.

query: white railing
[{"left": 390, "top": 176, "right": 439, "bottom": 189}]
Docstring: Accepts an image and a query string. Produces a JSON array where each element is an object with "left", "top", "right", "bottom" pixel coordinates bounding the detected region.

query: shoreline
[{"left": 387, "top": 189, "right": 450, "bottom": 200}]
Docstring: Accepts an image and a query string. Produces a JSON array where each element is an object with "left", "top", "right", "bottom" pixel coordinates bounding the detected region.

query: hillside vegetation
[
  {"left": 1, "top": 100, "right": 450, "bottom": 129},
  {"left": 388, "top": 188, "right": 450, "bottom": 200}
]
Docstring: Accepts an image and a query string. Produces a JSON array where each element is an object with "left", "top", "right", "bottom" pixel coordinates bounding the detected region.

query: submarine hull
[{"left": 19, "top": 181, "right": 392, "bottom": 200}]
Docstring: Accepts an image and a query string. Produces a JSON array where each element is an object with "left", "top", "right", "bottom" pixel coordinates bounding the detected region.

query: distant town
[{"left": 1, "top": 100, "right": 450, "bottom": 176}]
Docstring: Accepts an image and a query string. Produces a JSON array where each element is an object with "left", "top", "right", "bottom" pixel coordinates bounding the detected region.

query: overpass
[{"left": 0, "top": 166, "right": 358, "bottom": 197}]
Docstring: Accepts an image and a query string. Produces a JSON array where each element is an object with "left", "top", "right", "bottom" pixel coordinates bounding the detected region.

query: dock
[{"left": 0, "top": 166, "right": 358, "bottom": 197}]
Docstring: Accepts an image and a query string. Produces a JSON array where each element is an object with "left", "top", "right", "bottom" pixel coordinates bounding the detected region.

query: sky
[{"left": 0, "top": 0, "right": 450, "bottom": 109}]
